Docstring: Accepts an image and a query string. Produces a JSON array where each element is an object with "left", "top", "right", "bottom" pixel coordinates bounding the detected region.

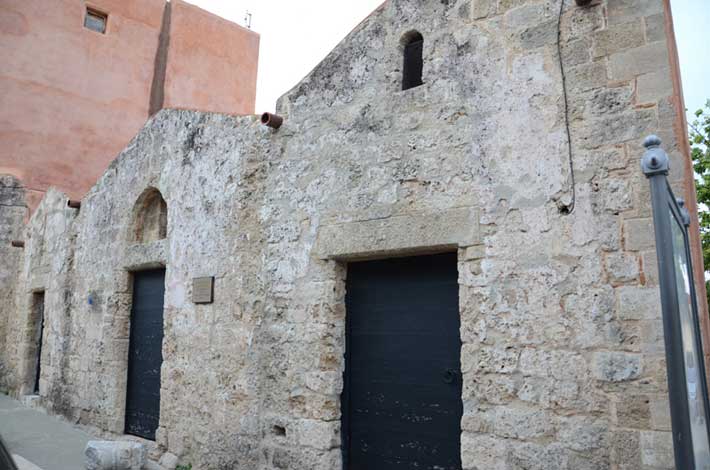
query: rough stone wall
[
  {"left": 0, "top": 175, "right": 27, "bottom": 392},
  {"left": 4, "top": 0, "right": 693, "bottom": 468},
  {"left": 3, "top": 188, "right": 78, "bottom": 403}
]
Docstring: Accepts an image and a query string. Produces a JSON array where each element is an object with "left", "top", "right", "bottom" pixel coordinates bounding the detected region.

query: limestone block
[
  {"left": 85, "top": 441, "right": 146, "bottom": 470},
  {"left": 608, "top": 0, "right": 664, "bottom": 26},
  {"left": 557, "top": 417, "right": 608, "bottom": 452},
  {"left": 313, "top": 207, "right": 480, "bottom": 260},
  {"left": 303, "top": 370, "right": 341, "bottom": 395},
  {"left": 594, "top": 177, "right": 633, "bottom": 214},
  {"left": 592, "top": 21, "right": 645, "bottom": 58},
  {"left": 615, "top": 394, "right": 651, "bottom": 428},
  {"left": 517, "top": 377, "right": 580, "bottom": 410},
  {"left": 639, "top": 320, "right": 664, "bottom": 353},
  {"left": 471, "top": 0, "right": 493, "bottom": 19},
  {"left": 503, "top": 3, "right": 545, "bottom": 29},
  {"left": 462, "top": 245, "right": 485, "bottom": 261},
  {"left": 460, "top": 432, "right": 507, "bottom": 470},
  {"left": 463, "top": 373, "right": 517, "bottom": 405},
  {"left": 123, "top": 240, "right": 167, "bottom": 271},
  {"left": 649, "top": 396, "right": 672, "bottom": 431},
  {"left": 636, "top": 68, "right": 673, "bottom": 104},
  {"left": 141, "top": 462, "right": 165, "bottom": 470},
  {"left": 508, "top": 442, "right": 570, "bottom": 469},
  {"left": 608, "top": 42, "right": 670, "bottom": 81},
  {"left": 604, "top": 252, "right": 639, "bottom": 283},
  {"left": 470, "top": 346, "right": 519, "bottom": 375},
  {"left": 293, "top": 419, "right": 340, "bottom": 450},
  {"left": 518, "top": 348, "right": 588, "bottom": 382},
  {"left": 592, "top": 351, "right": 642, "bottom": 382},
  {"left": 617, "top": 285, "right": 661, "bottom": 320},
  {"left": 566, "top": 62, "right": 608, "bottom": 92},
  {"left": 610, "top": 430, "right": 641, "bottom": 466},
  {"left": 490, "top": 406, "right": 556, "bottom": 439},
  {"left": 20, "top": 395, "right": 41, "bottom": 409},
  {"left": 519, "top": 20, "right": 558, "bottom": 50},
  {"left": 577, "top": 108, "right": 656, "bottom": 150},
  {"left": 578, "top": 146, "right": 627, "bottom": 173},
  {"left": 562, "top": 38, "right": 591, "bottom": 67},
  {"left": 158, "top": 453, "right": 179, "bottom": 470},
  {"left": 645, "top": 13, "right": 666, "bottom": 43},
  {"left": 12, "top": 455, "right": 44, "bottom": 470},
  {"left": 584, "top": 85, "right": 634, "bottom": 117},
  {"left": 640, "top": 250, "right": 659, "bottom": 285},
  {"left": 623, "top": 217, "right": 655, "bottom": 251},
  {"left": 640, "top": 430, "right": 674, "bottom": 468}
]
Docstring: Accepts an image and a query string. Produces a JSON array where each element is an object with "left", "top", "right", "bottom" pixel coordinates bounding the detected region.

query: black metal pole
[{"left": 642, "top": 135, "right": 695, "bottom": 468}]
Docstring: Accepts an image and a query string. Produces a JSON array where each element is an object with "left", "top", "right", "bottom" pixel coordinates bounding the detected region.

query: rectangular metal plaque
[{"left": 193, "top": 277, "right": 214, "bottom": 304}]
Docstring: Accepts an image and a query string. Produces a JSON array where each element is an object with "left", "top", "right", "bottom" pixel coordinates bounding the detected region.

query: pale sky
[
  {"left": 188, "top": 0, "right": 709, "bottom": 119},
  {"left": 187, "top": 0, "right": 383, "bottom": 112},
  {"left": 670, "top": 0, "right": 710, "bottom": 124}
]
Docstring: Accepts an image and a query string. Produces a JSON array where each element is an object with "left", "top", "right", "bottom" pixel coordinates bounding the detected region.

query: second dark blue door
[
  {"left": 343, "top": 253, "right": 463, "bottom": 469},
  {"left": 125, "top": 269, "right": 165, "bottom": 440}
]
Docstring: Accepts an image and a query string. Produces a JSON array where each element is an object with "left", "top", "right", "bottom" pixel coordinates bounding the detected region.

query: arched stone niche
[{"left": 131, "top": 188, "right": 167, "bottom": 244}]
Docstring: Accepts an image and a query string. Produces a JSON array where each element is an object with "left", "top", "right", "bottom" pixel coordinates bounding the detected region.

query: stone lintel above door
[{"left": 313, "top": 206, "right": 481, "bottom": 261}]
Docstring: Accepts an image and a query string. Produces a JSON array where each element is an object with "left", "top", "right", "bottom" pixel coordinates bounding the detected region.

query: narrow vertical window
[
  {"left": 402, "top": 31, "right": 424, "bottom": 91},
  {"left": 84, "top": 7, "right": 107, "bottom": 34}
]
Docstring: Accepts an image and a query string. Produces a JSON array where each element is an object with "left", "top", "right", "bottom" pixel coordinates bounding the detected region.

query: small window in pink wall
[{"left": 84, "top": 7, "right": 107, "bottom": 34}]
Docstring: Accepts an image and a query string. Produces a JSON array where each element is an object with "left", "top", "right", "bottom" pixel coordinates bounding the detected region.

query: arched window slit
[{"left": 402, "top": 31, "right": 424, "bottom": 91}]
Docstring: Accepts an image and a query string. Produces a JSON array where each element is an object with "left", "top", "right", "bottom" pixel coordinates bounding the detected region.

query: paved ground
[{"left": 0, "top": 394, "right": 90, "bottom": 470}]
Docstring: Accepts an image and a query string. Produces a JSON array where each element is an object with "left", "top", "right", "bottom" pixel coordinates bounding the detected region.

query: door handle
[{"left": 443, "top": 368, "right": 458, "bottom": 384}]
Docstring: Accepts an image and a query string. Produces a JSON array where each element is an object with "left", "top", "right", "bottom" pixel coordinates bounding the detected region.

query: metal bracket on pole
[{"left": 677, "top": 198, "right": 691, "bottom": 227}]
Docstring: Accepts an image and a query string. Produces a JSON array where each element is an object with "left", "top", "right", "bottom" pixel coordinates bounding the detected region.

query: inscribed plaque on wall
[{"left": 193, "top": 277, "right": 214, "bottom": 304}]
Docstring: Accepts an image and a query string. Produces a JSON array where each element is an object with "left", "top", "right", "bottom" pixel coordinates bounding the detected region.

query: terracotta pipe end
[{"left": 261, "top": 112, "right": 283, "bottom": 129}]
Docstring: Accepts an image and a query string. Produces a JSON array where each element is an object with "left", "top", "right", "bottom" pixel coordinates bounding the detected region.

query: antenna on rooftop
[{"left": 244, "top": 11, "right": 252, "bottom": 29}]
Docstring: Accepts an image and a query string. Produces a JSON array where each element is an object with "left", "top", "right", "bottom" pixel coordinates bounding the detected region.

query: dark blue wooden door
[
  {"left": 125, "top": 269, "right": 165, "bottom": 440},
  {"left": 343, "top": 253, "right": 462, "bottom": 469}
]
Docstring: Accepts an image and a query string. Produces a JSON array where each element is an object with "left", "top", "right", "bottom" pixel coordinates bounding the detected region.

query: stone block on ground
[
  {"left": 85, "top": 441, "right": 146, "bottom": 470},
  {"left": 158, "top": 452, "right": 179, "bottom": 470},
  {"left": 12, "top": 455, "right": 44, "bottom": 470},
  {"left": 141, "top": 461, "right": 166, "bottom": 470}
]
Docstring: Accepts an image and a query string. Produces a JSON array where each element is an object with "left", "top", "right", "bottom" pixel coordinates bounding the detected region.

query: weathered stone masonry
[{"left": 1, "top": 0, "right": 705, "bottom": 468}]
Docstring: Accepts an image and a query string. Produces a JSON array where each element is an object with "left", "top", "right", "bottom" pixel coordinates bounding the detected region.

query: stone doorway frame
[
  {"left": 106, "top": 239, "right": 168, "bottom": 438},
  {"left": 312, "top": 206, "right": 481, "bottom": 467}
]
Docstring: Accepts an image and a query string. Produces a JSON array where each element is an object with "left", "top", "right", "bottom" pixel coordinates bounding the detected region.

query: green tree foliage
[{"left": 689, "top": 100, "right": 710, "bottom": 303}]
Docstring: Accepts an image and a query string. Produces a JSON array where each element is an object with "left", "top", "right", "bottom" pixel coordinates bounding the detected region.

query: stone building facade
[{"left": 1, "top": 0, "right": 705, "bottom": 468}]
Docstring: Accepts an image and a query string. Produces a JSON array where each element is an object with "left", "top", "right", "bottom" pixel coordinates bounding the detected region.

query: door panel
[
  {"left": 343, "top": 253, "right": 462, "bottom": 470},
  {"left": 125, "top": 269, "right": 165, "bottom": 440},
  {"left": 32, "top": 292, "right": 45, "bottom": 394}
]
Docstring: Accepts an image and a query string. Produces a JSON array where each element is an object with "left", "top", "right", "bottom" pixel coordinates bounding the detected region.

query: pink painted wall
[
  {"left": 164, "top": 0, "right": 259, "bottom": 115},
  {"left": 0, "top": 0, "right": 259, "bottom": 213}
]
